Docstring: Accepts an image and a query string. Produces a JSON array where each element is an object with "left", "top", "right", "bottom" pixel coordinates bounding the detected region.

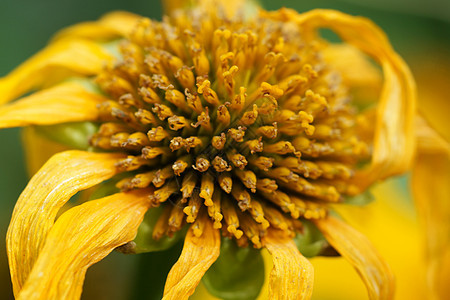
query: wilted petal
[
  {"left": 163, "top": 217, "right": 220, "bottom": 299},
  {"left": 6, "top": 150, "right": 124, "bottom": 295},
  {"left": 315, "top": 216, "right": 394, "bottom": 300},
  {"left": 52, "top": 11, "right": 142, "bottom": 41},
  {"left": 21, "top": 127, "right": 70, "bottom": 176},
  {"left": 0, "top": 81, "right": 107, "bottom": 128},
  {"left": 277, "top": 8, "right": 416, "bottom": 187},
  {"left": 413, "top": 116, "right": 450, "bottom": 300},
  {"left": 163, "top": 0, "right": 253, "bottom": 18},
  {"left": 264, "top": 230, "right": 314, "bottom": 300},
  {"left": 17, "top": 190, "right": 150, "bottom": 300},
  {"left": 0, "top": 39, "right": 113, "bottom": 104},
  {"left": 414, "top": 116, "right": 450, "bottom": 155},
  {"left": 323, "top": 44, "right": 382, "bottom": 100}
]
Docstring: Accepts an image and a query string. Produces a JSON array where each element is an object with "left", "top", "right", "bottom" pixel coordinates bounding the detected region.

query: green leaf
[
  {"left": 293, "top": 220, "right": 328, "bottom": 258},
  {"left": 203, "top": 238, "right": 265, "bottom": 300},
  {"left": 34, "top": 121, "right": 98, "bottom": 150},
  {"left": 132, "top": 205, "right": 187, "bottom": 253},
  {"left": 343, "top": 190, "right": 375, "bottom": 206}
]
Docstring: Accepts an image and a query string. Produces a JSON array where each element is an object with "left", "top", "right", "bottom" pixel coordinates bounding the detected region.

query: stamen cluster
[{"left": 90, "top": 8, "right": 370, "bottom": 248}]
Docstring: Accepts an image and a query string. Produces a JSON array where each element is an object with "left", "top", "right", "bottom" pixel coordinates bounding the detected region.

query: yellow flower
[{"left": 0, "top": 0, "right": 448, "bottom": 299}]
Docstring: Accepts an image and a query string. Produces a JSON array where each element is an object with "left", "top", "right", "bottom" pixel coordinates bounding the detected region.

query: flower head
[
  {"left": 89, "top": 4, "right": 371, "bottom": 249},
  {"left": 2, "top": 0, "right": 448, "bottom": 299}
]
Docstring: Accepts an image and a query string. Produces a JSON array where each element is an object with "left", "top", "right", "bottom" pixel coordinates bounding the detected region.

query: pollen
[{"left": 90, "top": 7, "right": 370, "bottom": 248}]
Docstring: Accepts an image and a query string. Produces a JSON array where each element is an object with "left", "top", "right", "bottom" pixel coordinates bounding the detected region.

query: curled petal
[
  {"left": 163, "top": 0, "right": 255, "bottom": 19},
  {"left": 98, "top": 11, "right": 144, "bottom": 35},
  {"left": 0, "top": 39, "right": 113, "bottom": 104},
  {"left": 6, "top": 150, "right": 124, "bottom": 296},
  {"left": 163, "top": 217, "right": 220, "bottom": 299},
  {"left": 322, "top": 44, "right": 382, "bottom": 100},
  {"left": 162, "top": 0, "right": 189, "bottom": 13},
  {"left": 414, "top": 116, "right": 450, "bottom": 155},
  {"left": 0, "top": 81, "right": 107, "bottom": 128},
  {"left": 17, "top": 190, "right": 150, "bottom": 300},
  {"left": 315, "top": 216, "right": 394, "bottom": 300},
  {"left": 276, "top": 9, "right": 416, "bottom": 187},
  {"left": 412, "top": 116, "right": 450, "bottom": 299},
  {"left": 52, "top": 11, "right": 142, "bottom": 41},
  {"left": 22, "top": 127, "right": 69, "bottom": 176},
  {"left": 264, "top": 230, "right": 314, "bottom": 300}
]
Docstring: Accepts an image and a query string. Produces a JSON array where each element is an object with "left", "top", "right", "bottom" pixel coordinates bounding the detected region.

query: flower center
[{"left": 90, "top": 8, "right": 370, "bottom": 248}]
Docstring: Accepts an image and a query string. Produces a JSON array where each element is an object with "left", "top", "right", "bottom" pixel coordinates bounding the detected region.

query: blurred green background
[{"left": 0, "top": 0, "right": 449, "bottom": 299}]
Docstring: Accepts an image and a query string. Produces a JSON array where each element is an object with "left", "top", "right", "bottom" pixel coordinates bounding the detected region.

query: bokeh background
[{"left": 0, "top": 0, "right": 449, "bottom": 299}]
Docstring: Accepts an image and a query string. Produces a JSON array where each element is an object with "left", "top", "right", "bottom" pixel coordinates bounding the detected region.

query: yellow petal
[
  {"left": 315, "top": 216, "right": 394, "bottom": 300},
  {"left": 412, "top": 116, "right": 450, "bottom": 300},
  {"left": 163, "top": 217, "right": 220, "bottom": 300},
  {"left": 322, "top": 44, "right": 382, "bottom": 102},
  {"left": 264, "top": 230, "right": 314, "bottom": 300},
  {"left": 414, "top": 115, "right": 450, "bottom": 155},
  {"left": 21, "top": 126, "right": 70, "bottom": 176},
  {"left": 0, "top": 39, "right": 113, "bottom": 104},
  {"left": 0, "top": 81, "right": 107, "bottom": 128},
  {"left": 17, "top": 189, "right": 150, "bottom": 300},
  {"left": 52, "top": 11, "right": 142, "bottom": 41},
  {"left": 6, "top": 150, "right": 125, "bottom": 296},
  {"left": 163, "top": 0, "right": 257, "bottom": 19},
  {"left": 328, "top": 179, "right": 427, "bottom": 300},
  {"left": 162, "top": 0, "right": 187, "bottom": 13},
  {"left": 287, "top": 9, "right": 416, "bottom": 187}
]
